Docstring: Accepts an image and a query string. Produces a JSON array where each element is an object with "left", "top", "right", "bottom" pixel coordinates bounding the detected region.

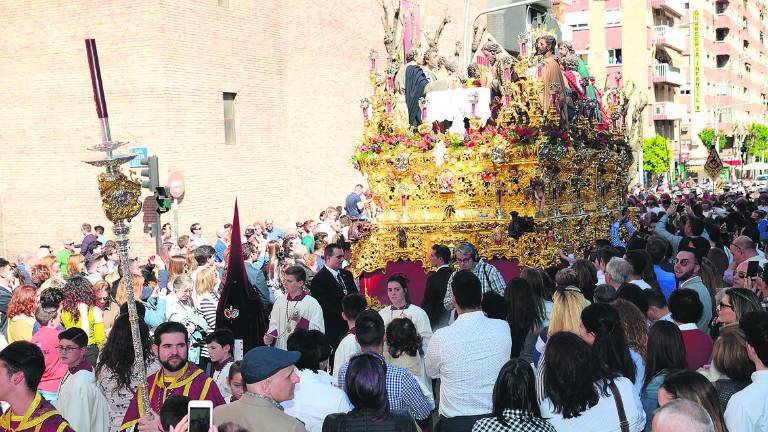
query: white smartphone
[{"left": 187, "top": 400, "right": 213, "bottom": 432}]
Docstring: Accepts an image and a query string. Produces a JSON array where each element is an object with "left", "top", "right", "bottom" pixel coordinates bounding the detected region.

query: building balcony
[
  {"left": 654, "top": 102, "right": 687, "bottom": 121},
  {"left": 653, "top": 63, "right": 686, "bottom": 86},
  {"left": 650, "top": 0, "right": 685, "bottom": 18},
  {"left": 653, "top": 25, "right": 686, "bottom": 52}
]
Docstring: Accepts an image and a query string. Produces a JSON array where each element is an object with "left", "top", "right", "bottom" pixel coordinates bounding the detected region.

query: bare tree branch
[
  {"left": 425, "top": 16, "right": 451, "bottom": 49},
  {"left": 470, "top": 23, "right": 487, "bottom": 57}
]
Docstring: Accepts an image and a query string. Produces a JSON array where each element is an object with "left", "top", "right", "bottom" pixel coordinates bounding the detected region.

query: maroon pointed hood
[{"left": 216, "top": 199, "right": 267, "bottom": 351}]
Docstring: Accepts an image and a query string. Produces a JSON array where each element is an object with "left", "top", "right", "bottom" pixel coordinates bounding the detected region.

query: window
[
  {"left": 680, "top": 89, "right": 691, "bottom": 95},
  {"left": 716, "top": 28, "right": 729, "bottom": 41},
  {"left": 716, "top": 55, "right": 729, "bottom": 68},
  {"left": 716, "top": 2, "right": 727, "bottom": 13},
  {"left": 760, "top": 31, "right": 764, "bottom": 44},
  {"left": 223, "top": 93, "right": 236, "bottom": 146},
  {"left": 566, "top": 11, "right": 589, "bottom": 29},
  {"left": 608, "top": 49, "right": 623, "bottom": 65},
  {"left": 744, "top": 40, "right": 749, "bottom": 49},
  {"left": 605, "top": 9, "right": 621, "bottom": 27},
  {"left": 746, "top": 63, "right": 751, "bottom": 76}
]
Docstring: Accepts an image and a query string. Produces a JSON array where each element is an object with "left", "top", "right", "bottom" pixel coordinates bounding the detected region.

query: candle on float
[
  {"left": 386, "top": 99, "right": 393, "bottom": 114},
  {"left": 369, "top": 50, "right": 378, "bottom": 72},
  {"left": 503, "top": 67, "right": 512, "bottom": 82},
  {"left": 85, "top": 39, "right": 108, "bottom": 119},
  {"left": 386, "top": 74, "right": 394, "bottom": 91},
  {"left": 363, "top": 106, "right": 369, "bottom": 120},
  {"left": 504, "top": 94, "right": 511, "bottom": 106},
  {"left": 520, "top": 41, "right": 528, "bottom": 57},
  {"left": 421, "top": 105, "right": 428, "bottom": 120}
]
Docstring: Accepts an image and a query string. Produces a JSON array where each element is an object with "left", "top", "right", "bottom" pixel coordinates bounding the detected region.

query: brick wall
[{"left": 0, "top": 0, "right": 484, "bottom": 259}]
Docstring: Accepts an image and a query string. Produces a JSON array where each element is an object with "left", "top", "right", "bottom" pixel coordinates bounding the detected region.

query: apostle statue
[
  {"left": 559, "top": 41, "right": 604, "bottom": 123},
  {"left": 481, "top": 39, "right": 517, "bottom": 96},
  {"left": 534, "top": 35, "right": 566, "bottom": 117}
]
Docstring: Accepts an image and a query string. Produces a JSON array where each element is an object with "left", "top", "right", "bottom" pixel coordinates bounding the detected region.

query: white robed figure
[
  {"left": 264, "top": 266, "right": 325, "bottom": 350},
  {"left": 378, "top": 275, "right": 433, "bottom": 351},
  {"left": 55, "top": 327, "right": 110, "bottom": 432}
]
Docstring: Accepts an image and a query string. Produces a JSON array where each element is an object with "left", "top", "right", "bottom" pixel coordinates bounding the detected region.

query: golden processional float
[{"left": 348, "top": 40, "right": 638, "bottom": 276}]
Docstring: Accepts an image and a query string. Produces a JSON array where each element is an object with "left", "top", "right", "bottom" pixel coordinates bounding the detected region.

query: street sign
[
  {"left": 168, "top": 171, "right": 185, "bottom": 198},
  {"left": 129, "top": 147, "right": 148, "bottom": 168}
]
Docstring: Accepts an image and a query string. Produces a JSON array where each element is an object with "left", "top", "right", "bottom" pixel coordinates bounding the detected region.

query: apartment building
[
  {"left": 681, "top": 0, "right": 768, "bottom": 176},
  {"left": 561, "top": 0, "right": 768, "bottom": 180}
]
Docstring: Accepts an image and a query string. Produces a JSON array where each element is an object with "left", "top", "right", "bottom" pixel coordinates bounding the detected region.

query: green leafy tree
[
  {"left": 746, "top": 123, "right": 768, "bottom": 160},
  {"left": 643, "top": 135, "right": 672, "bottom": 175},
  {"left": 698, "top": 128, "right": 727, "bottom": 150}
]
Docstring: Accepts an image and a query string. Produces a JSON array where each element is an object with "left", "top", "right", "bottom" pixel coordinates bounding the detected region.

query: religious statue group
[{"left": 398, "top": 34, "right": 605, "bottom": 128}]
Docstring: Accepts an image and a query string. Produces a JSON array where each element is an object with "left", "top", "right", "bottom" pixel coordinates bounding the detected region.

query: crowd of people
[{"left": 1, "top": 184, "right": 768, "bottom": 431}]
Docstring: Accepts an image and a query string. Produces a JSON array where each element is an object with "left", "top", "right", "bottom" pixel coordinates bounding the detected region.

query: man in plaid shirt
[
  {"left": 336, "top": 310, "right": 434, "bottom": 422},
  {"left": 442, "top": 242, "right": 505, "bottom": 313}
]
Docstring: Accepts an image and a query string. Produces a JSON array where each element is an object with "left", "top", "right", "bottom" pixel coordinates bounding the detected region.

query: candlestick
[
  {"left": 504, "top": 94, "right": 511, "bottom": 106},
  {"left": 400, "top": 185, "right": 409, "bottom": 221},
  {"left": 360, "top": 98, "right": 371, "bottom": 121},
  {"left": 418, "top": 97, "right": 428, "bottom": 123},
  {"left": 386, "top": 99, "right": 393, "bottom": 114},
  {"left": 468, "top": 92, "right": 479, "bottom": 117},
  {"left": 503, "top": 67, "right": 512, "bottom": 82},
  {"left": 369, "top": 49, "right": 378, "bottom": 72},
  {"left": 386, "top": 74, "right": 394, "bottom": 91}
]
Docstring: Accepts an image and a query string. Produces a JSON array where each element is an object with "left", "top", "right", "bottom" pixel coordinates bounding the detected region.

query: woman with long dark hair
[
  {"left": 658, "top": 371, "right": 727, "bottom": 432},
  {"left": 539, "top": 332, "right": 645, "bottom": 431},
  {"left": 472, "top": 358, "right": 555, "bottom": 432},
  {"left": 573, "top": 259, "right": 598, "bottom": 302},
  {"left": 323, "top": 353, "right": 418, "bottom": 431},
  {"left": 385, "top": 318, "right": 432, "bottom": 399},
  {"left": 640, "top": 321, "right": 687, "bottom": 432},
  {"left": 504, "top": 277, "right": 544, "bottom": 362},
  {"left": 520, "top": 268, "right": 552, "bottom": 325},
  {"left": 60, "top": 275, "right": 104, "bottom": 364},
  {"left": 95, "top": 303, "right": 158, "bottom": 432},
  {"left": 580, "top": 303, "right": 639, "bottom": 392}
]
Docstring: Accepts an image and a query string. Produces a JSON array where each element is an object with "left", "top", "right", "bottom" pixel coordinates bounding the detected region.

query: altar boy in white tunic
[
  {"left": 55, "top": 327, "right": 110, "bottom": 432},
  {"left": 264, "top": 266, "right": 325, "bottom": 349},
  {"left": 378, "top": 275, "right": 433, "bottom": 351}
]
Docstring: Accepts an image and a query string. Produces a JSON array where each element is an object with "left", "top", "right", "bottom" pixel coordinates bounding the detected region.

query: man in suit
[
  {"left": 310, "top": 243, "right": 358, "bottom": 351},
  {"left": 422, "top": 245, "right": 452, "bottom": 331}
]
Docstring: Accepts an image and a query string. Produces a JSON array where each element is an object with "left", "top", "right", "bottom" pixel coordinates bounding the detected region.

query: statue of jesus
[{"left": 535, "top": 35, "right": 566, "bottom": 116}]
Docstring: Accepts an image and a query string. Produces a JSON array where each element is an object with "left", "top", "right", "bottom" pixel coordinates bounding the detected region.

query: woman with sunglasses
[{"left": 714, "top": 287, "right": 761, "bottom": 333}]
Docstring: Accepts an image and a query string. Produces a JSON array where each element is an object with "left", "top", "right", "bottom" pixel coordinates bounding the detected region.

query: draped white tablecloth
[{"left": 425, "top": 87, "right": 492, "bottom": 133}]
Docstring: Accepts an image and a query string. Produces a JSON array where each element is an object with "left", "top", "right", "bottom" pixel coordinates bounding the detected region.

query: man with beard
[
  {"left": 673, "top": 237, "right": 713, "bottom": 332},
  {"left": 120, "top": 321, "right": 226, "bottom": 431},
  {"left": 534, "top": 35, "right": 566, "bottom": 117}
]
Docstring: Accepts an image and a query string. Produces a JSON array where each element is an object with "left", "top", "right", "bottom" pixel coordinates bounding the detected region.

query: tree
[
  {"left": 698, "top": 127, "right": 726, "bottom": 150},
  {"left": 747, "top": 123, "right": 768, "bottom": 160},
  {"left": 643, "top": 135, "right": 672, "bottom": 175}
]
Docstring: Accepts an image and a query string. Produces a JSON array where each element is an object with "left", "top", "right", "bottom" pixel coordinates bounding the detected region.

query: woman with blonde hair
[
  {"left": 195, "top": 265, "right": 220, "bottom": 331},
  {"left": 534, "top": 284, "right": 587, "bottom": 399},
  {"left": 266, "top": 241, "right": 282, "bottom": 290},
  {"left": 66, "top": 254, "right": 85, "bottom": 279},
  {"left": 116, "top": 275, "right": 167, "bottom": 328},
  {"left": 93, "top": 280, "right": 119, "bottom": 333}
]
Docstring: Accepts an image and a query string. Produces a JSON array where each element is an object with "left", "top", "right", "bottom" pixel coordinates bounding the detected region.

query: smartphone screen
[
  {"left": 747, "top": 261, "right": 760, "bottom": 278},
  {"left": 188, "top": 406, "right": 212, "bottom": 432}
]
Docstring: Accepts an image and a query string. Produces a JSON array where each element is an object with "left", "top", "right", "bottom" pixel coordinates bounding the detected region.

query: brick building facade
[{"left": 0, "top": 0, "right": 482, "bottom": 258}]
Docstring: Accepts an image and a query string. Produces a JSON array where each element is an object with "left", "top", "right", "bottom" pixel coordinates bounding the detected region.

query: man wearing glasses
[
  {"left": 55, "top": 240, "right": 77, "bottom": 278},
  {"left": 725, "top": 236, "right": 766, "bottom": 286},
  {"left": 54, "top": 328, "right": 109, "bottom": 432},
  {"left": 441, "top": 242, "right": 505, "bottom": 314},
  {"left": 190, "top": 223, "right": 209, "bottom": 248},
  {"left": 673, "top": 237, "right": 713, "bottom": 332}
]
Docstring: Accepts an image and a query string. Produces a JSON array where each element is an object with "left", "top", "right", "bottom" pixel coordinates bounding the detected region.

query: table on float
[{"left": 425, "top": 87, "right": 492, "bottom": 133}]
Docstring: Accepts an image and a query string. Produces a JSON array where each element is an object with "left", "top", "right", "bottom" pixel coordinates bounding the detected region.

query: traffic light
[
  {"left": 138, "top": 155, "right": 159, "bottom": 192},
  {"left": 155, "top": 187, "right": 171, "bottom": 214}
]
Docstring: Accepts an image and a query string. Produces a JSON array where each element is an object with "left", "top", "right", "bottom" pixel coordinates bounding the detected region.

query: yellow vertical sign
[{"left": 693, "top": 9, "right": 700, "bottom": 112}]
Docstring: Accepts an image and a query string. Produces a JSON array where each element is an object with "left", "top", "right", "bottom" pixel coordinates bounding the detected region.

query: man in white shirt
[
  {"left": 426, "top": 270, "right": 511, "bottom": 431},
  {"left": 724, "top": 310, "right": 768, "bottom": 432},
  {"left": 624, "top": 250, "right": 653, "bottom": 290},
  {"left": 55, "top": 327, "right": 110, "bottom": 432},
  {"left": 283, "top": 330, "right": 352, "bottom": 432},
  {"left": 332, "top": 293, "right": 366, "bottom": 380}
]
